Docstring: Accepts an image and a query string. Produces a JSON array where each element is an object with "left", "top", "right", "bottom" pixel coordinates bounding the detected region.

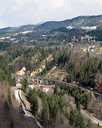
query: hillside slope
[{"left": 0, "top": 85, "right": 38, "bottom": 128}]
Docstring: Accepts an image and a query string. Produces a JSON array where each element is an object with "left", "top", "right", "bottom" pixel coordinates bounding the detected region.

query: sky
[{"left": 0, "top": 0, "right": 102, "bottom": 28}]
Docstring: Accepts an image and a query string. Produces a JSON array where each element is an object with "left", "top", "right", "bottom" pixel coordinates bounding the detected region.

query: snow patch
[
  {"left": 81, "top": 26, "right": 96, "bottom": 30},
  {"left": 66, "top": 26, "right": 73, "bottom": 30},
  {"left": 21, "top": 31, "right": 32, "bottom": 34}
]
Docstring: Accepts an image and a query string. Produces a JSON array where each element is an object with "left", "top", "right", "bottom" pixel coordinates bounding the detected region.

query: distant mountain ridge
[
  {"left": 0, "top": 25, "right": 36, "bottom": 34},
  {"left": 0, "top": 15, "right": 102, "bottom": 42},
  {"left": 0, "top": 15, "right": 102, "bottom": 33},
  {"left": 36, "top": 15, "right": 102, "bottom": 31}
]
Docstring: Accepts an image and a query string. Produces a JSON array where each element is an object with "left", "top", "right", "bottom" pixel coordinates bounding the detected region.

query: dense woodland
[
  {"left": 27, "top": 89, "right": 92, "bottom": 128},
  {"left": 0, "top": 43, "right": 101, "bottom": 91},
  {"left": 0, "top": 42, "right": 102, "bottom": 128}
]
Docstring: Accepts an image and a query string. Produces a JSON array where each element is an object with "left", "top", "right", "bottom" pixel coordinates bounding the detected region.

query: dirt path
[
  {"left": 81, "top": 109, "right": 102, "bottom": 126},
  {"left": 12, "top": 86, "right": 43, "bottom": 128},
  {"left": 37, "top": 97, "right": 43, "bottom": 115}
]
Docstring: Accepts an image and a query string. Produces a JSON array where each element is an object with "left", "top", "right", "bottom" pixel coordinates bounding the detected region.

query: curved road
[
  {"left": 12, "top": 86, "right": 43, "bottom": 128},
  {"left": 81, "top": 109, "right": 102, "bottom": 126}
]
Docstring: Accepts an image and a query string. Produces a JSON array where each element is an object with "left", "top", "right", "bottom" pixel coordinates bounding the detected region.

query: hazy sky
[{"left": 0, "top": 0, "right": 102, "bottom": 28}]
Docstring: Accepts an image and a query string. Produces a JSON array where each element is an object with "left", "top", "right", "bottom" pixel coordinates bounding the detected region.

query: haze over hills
[
  {"left": 36, "top": 15, "right": 102, "bottom": 31},
  {"left": 0, "top": 15, "right": 102, "bottom": 32},
  {"left": 0, "top": 15, "right": 102, "bottom": 44}
]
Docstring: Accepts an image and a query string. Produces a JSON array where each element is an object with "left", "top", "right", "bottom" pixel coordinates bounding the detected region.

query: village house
[
  {"left": 16, "top": 67, "right": 55, "bottom": 94},
  {"left": 16, "top": 67, "right": 26, "bottom": 76},
  {"left": 39, "top": 85, "right": 55, "bottom": 94},
  {"left": 29, "top": 77, "right": 55, "bottom": 94}
]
